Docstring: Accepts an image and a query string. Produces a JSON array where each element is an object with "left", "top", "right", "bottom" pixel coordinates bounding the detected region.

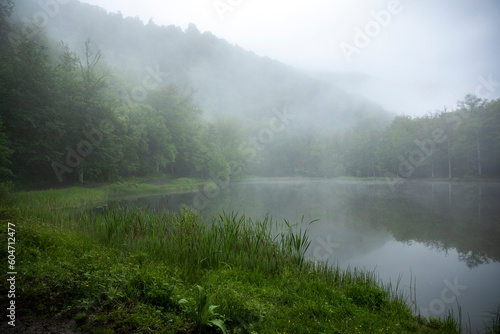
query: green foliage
[
  {"left": 12, "top": 187, "right": 107, "bottom": 209},
  {"left": 0, "top": 0, "right": 13, "bottom": 47},
  {"left": 118, "top": 103, "right": 177, "bottom": 176},
  {"left": 0, "top": 116, "right": 12, "bottom": 180},
  {"left": 195, "top": 285, "right": 227, "bottom": 333},
  {"left": 251, "top": 95, "right": 500, "bottom": 180},
  {"left": 3, "top": 187, "right": 465, "bottom": 333},
  {"left": 75, "top": 206, "right": 315, "bottom": 276},
  {"left": 3, "top": 0, "right": 500, "bottom": 186},
  {"left": 0, "top": 181, "right": 12, "bottom": 205},
  {"left": 279, "top": 218, "right": 314, "bottom": 267},
  {"left": 345, "top": 284, "right": 389, "bottom": 310},
  {"left": 0, "top": 37, "right": 61, "bottom": 184},
  {"left": 0, "top": 13, "right": 248, "bottom": 187},
  {"left": 127, "top": 271, "right": 178, "bottom": 310}
]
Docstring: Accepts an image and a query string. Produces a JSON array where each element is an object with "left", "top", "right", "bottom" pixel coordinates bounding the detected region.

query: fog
[
  {"left": 79, "top": 0, "right": 500, "bottom": 116},
  {"left": 111, "top": 180, "right": 500, "bottom": 331},
  {"left": 2, "top": 1, "right": 500, "bottom": 332},
  {"left": 5, "top": 0, "right": 500, "bottom": 180}
]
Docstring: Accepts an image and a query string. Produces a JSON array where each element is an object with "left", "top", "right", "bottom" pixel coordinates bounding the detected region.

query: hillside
[
  {"left": 2, "top": 0, "right": 498, "bottom": 185},
  {"left": 11, "top": 0, "right": 393, "bottom": 131}
]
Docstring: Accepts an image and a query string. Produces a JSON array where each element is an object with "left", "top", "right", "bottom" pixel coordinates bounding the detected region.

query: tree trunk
[
  {"left": 447, "top": 138, "right": 452, "bottom": 179},
  {"left": 478, "top": 186, "right": 482, "bottom": 224},
  {"left": 448, "top": 183, "right": 452, "bottom": 223},
  {"left": 431, "top": 182, "right": 435, "bottom": 215},
  {"left": 431, "top": 157, "right": 435, "bottom": 178},
  {"left": 477, "top": 139, "right": 482, "bottom": 177}
]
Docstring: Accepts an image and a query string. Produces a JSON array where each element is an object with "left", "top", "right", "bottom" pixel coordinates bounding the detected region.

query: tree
[
  {"left": 436, "top": 108, "right": 456, "bottom": 179},
  {"left": 455, "top": 94, "right": 487, "bottom": 177},
  {"left": 0, "top": 0, "right": 13, "bottom": 47},
  {"left": 137, "top": 105, "right": 177, "bottom": 174},
  {"left": 376, "top": 116, "right": 418, "bottom": 178},
  {"left": 145, "top": 86, "right": 202, "bottom": 176},
  {"left": 211, "top": 118, "right": 247, "bottom": 178},
  {"left": 0, "top": 116, "right": 12, "bottom": 180},
  {"left": 69, "top": 39, "right": 119, "bottom": 183},
  {"left": 416, "top": 113, "right": 441, "bottom": 178},
  {"left": 43, "top": 40, "right": 124, "bottom": 184},
  {"left": 480, "top": 99, "right": 500, "bottom": 177},
  {"left": 0, "top": 37, "right": 63, "bottom": 184}
]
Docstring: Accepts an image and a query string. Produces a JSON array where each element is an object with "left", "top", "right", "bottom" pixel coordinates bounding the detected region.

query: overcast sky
[{"left": 80, "top": 0, "right": 500, "bottom": 116}]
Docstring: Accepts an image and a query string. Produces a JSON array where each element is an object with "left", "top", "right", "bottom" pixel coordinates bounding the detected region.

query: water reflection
[
  {"left": 342, "top": 181, "right": 500, "bottom": 268},
  {"left": 110, "top": 180, "right": 500, "bottom": 268},
  {"left": 108, "top": 179, "right": 500, "bottom": 331}
]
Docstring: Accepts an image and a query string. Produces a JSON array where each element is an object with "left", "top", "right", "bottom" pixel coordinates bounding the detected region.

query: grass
[
  {"left": 484, "top": 304, "right": 500, "bottom": 334},
  {"left": 0, "top": 184, "right": 479, "bottom": 333},
  {"left": 11, "top": 177, "right": 208, "bottom": 206},
  {"left": 77, "top": 208, "right": 316, "bottom": 277},
  {"left": 8, "top": 178, "right": 211, "bottom": 226},
  {"left": 106, "top": 177, "right": 211, "bottom": 197}
]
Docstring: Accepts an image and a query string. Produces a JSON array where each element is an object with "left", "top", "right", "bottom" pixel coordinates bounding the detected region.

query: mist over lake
[
  {"left": 110, "top": 179, "right": 500, "bottom": 331},
  {"left": 3, "top": 0, "right": 500, "bottom": 332}
]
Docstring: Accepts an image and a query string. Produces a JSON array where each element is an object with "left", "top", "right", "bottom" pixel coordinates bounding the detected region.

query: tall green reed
[{"left": 76, "top": 206, "right": 317, "bottom": 276}]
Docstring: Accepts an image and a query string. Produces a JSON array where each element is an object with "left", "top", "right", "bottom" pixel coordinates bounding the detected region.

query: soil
[{"left": 0, "top": 316, "right": 82, "bottom": 333}]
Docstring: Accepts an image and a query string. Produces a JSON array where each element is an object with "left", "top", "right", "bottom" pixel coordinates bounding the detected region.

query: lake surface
[{"left": 111, "top": 179, "right": 500, "bottom": 331}]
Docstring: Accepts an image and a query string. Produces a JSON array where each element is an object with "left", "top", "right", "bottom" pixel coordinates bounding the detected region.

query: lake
[{"left": 110, "top": 179, "right": 500, "bottom": 331}]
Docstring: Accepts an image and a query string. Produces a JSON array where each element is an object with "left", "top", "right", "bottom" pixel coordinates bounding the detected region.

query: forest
[
  {"left": 1, "top": 0, "right": 499, "bottom": 189},
  {"left": 2, "top": 1, "right": 500, "bottom": 333}
]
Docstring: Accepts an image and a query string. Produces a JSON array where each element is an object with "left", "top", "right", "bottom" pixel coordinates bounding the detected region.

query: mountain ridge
[{"left": 11, "top": 0, "right": 393, "bottom": 131}]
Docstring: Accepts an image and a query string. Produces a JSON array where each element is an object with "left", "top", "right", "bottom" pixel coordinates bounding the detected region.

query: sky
[{"left": 80, "top": 0, "right": 500, "bottom": 116}]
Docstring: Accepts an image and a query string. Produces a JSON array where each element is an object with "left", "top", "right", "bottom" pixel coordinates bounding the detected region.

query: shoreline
[{"left": 0, "top": 185, "right": 477, "bottom": 333}]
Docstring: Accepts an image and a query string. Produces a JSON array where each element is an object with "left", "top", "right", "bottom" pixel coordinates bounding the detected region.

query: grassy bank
[
  {"left": 5, "top": 178, "right": 211, "bottom": 232},
  {"left": 0, "top": 185, "right": 476, "bottom": 333},
  {"left": 9, "top": 178, "right": 210, "bottom": 216}
]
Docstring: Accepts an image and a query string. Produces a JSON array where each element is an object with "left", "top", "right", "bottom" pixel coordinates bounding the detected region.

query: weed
[{"left": 195, "top": 285, "right": 227, "bottom": 333}]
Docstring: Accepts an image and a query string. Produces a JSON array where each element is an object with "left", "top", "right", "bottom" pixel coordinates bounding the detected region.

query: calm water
[{"left": 111, "top": 179, "right": 500, "bottom": 331}]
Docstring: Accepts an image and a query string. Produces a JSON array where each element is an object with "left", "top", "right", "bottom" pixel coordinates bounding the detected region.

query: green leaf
[
  {"left": 208, "top": 304, "right": 219, "bottom": 315},
  {"left": 209, "top": 319, "right": 227, "bottom": 334}
]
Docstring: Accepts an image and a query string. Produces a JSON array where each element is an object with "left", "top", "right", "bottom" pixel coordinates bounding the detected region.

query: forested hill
[
  {"left": 10, "top": 0, "right": 391, "bottom": 129},
  {"left": 1, "top": 0, "right": 499, "bottom": 187}
]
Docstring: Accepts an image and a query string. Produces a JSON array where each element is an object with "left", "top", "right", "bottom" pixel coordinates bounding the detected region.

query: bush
[{"left": 0, "top": 181, "right": 13, "bottom": 205}]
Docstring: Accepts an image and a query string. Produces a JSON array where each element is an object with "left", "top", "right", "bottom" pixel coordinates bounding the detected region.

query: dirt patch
[{"left": 1, "top": 316, "right": 82, "bottom": 333}]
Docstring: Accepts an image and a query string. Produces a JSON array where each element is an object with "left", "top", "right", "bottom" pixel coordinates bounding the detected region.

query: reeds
[
  {"left": 75, "top": 207, "right": 315, "bottom": 276},
  {"left": 485, "top": 303, "right": 500, "bottom": 334},
  {"left": 14, "top": 197, "right": 429, "bottom": 303}
]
